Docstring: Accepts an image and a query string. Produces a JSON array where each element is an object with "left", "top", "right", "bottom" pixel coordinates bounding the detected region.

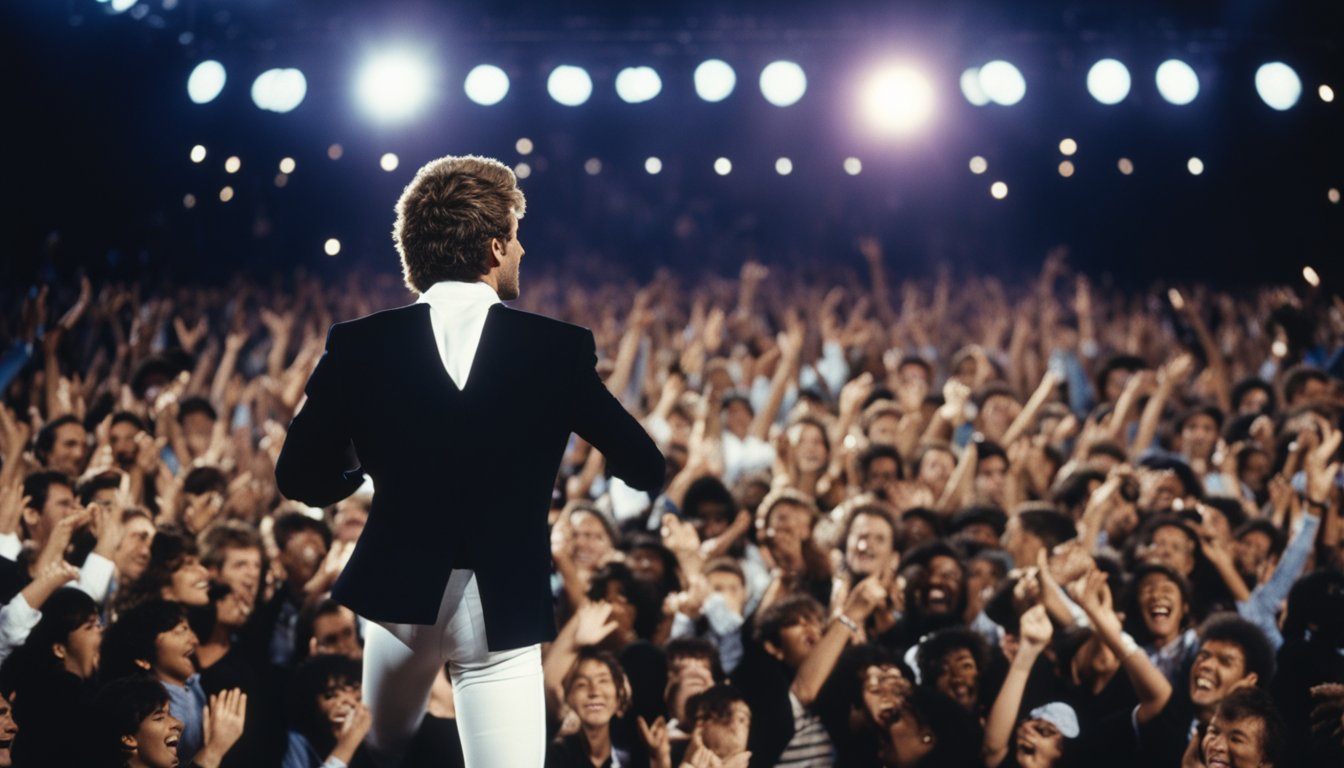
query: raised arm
[
  {"left": 984, "top": 605, "right": 1053, "bottom": 767},
  {"left": 1071, "top": 570, "right": 1172, "bottom": 724}
]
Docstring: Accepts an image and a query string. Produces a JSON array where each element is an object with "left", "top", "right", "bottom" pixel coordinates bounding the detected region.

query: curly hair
[{"left": 393, "top": 155, "right": 526, "bottom": 293}]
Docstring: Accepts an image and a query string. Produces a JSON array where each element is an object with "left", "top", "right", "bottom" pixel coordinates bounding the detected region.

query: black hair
[
  {"left": 753, "top": 593, "right": 824, "bottom": 647},
  {"left": 89, "top": 674, "right": 171, "bottom": 766},
  {"left": 1213, "top": 686, "right": 1287, "bottom": 767},
  {"left": 839, "top": 503, "right": 900, "bottom": 565},
  {"left": 1175, "top": 402, "right": 1225, "bottom": 434},
  {"left": 666, "top": 636, "right": 725, "bottom": 683},
  {"left": 1016, "top": 504, "right": 1078, "bottom": 549},
  {"left": 1051, "top": 468, "right": 1108, "bottom": 517},
  {"left": 100, "top": 599, "right": 189, "bottom": 681},
  {"left": 272, "top": 511, "right": 334, "bottom": 552},
  {"left": 950, "top": 505, "right": 1007, "bottom": 537},
  {"left": 974, "top": 438, "right": 1009, "bottom": 466},
  {"left": 1095, "top": 355, "right": 1147, "bottom": 399},
  {"left": 1123, "top": 563, "right": 1194, "bottom": 644},
  {"left": 176, "top": 395, "right": 218, "bottom": 423},
  {"left": 622, "top": 533, "right": 683, "bottom": 598},
  {"left": 294, "top": 598, "right": 358, "bottom": 664},
  {"left": 971, "top": 381, "right": 1017, "bottom": 412},
  {"left": 290, "top": 654, "right": 363, "bottom": 756},
  {"left": 719, "top": 392, "right": 754, "bottom": 415},
  {"left": 0, "top": 587, "right": 98, "bottom": 693},
  {"left": 181, "top": 465, "right": 227, "bottom": 498},
  {"left": 20, "top": 470, "right": 74, "bottom": 539},
  {"left": 77, "top": 470, "right": 123, "bottom": 505},
  {"left": 1198, "top": 613, "right": 1276, "bottom": 687},
  {"left": 1136, "top": 454, "right": 1205, "bottom": 502},
  {"left": 1230, "top": 377, "right": 1276, "bottom": 416},
  {"left": 858, "top": 443, "right": 905, "bottom": 483},
  {"left": 562, "top": 646, "right": 630, "bottom": 714},
  {"left": 1282, "top": 364, "right": 1329, "bottom": 405},
  {"left": 1281, "top": 569, "right": 1344, "bottom": 648},
  {"left": 879, "top": 686, "right": 985, "bottom": 767},
  {"left": 1085, "top": 440, "right": 1128, "bottom": 465},
  {"left": 198, "top": 519, "right": 264, "bottom": 572},
  {"left": 915, "top": 627, "right": 989, "bottom": 692},
  {"left": 1200, "top": 496, "right": 1248, "bottom": 533},
  {"left": 1232, "top": 519, "right": 1286, "bottom": 559},
  {"left": 118, "top": 524, "right": 199, "bottom": 611},
  {"left": 685, "top": 684, "right": 748, "bottom": 725},
  {"left": 33, "top": 414, "right": 83, "bottom": 463},
  {"left": 109, "top": 410, "right": 148, "bottom": 433},
  {"left": 900, "top": 507, "right": 947, "bottom": 543},
  {"left": 586, "top": 561, "right": 663, "bottom": 640}
]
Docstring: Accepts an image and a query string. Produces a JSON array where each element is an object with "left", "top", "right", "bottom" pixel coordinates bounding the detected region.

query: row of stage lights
[
  {"left": 186, "top": 54, "right": 1334, "bottom": 135},
  {"left": 181, "top": 137, "right": 1344, "bottom": 209}
]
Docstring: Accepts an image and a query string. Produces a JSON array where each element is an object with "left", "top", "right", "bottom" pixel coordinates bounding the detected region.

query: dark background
[{"left": 4, "top": 0, "right": 1342, "bottom": 290}]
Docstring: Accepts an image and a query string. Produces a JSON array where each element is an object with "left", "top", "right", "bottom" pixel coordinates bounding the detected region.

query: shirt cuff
[
  {"left": 78, "top": 553, "right": 116, "bottom": 604},
  {"left": 0, "top": 534, "right": 20, "bottom": 562}
]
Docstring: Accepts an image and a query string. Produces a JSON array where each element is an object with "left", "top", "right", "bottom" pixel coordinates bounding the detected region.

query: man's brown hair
[{"left": 393, "top": 155, "right": 526, "bottom": 293}]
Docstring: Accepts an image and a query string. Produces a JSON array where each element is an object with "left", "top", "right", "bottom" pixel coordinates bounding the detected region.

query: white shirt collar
[{"left": 416, "top": 280, "right": 501, "bottom": 308}]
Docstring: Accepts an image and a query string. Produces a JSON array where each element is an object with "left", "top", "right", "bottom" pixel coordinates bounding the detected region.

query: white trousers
[{"left": 361, "top": 569, "right": 545, "bottom": 768}]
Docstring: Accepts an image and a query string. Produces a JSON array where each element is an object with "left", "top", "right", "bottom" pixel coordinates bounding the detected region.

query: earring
[{"left": 921, "top": 735, "right": 932, "bottom": 744}]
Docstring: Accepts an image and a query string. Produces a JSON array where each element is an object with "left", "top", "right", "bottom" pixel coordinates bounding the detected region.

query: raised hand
[
  {"left": 1018, "top": 603, "right": 1053, "bottom": 653},
  {"left": 1070, "top": 569, "right": 1120, "bottom": 638},
  {"left": 638, "top": 715, "right": 672, "bottom": 768},
  {"left": 1305, "top": 426, "right": 1341, "bottom": 508},
  {"left": 199, "top": 688, "right": 248, "bottom": 767},
  {"left": 572, "top": 601, "right": 619, "bottom": 646}
]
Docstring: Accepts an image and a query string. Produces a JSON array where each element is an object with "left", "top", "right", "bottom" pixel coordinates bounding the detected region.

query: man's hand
[
  {"left": 572, "top": 601, "right": 619, "bottom": 646},
  {"left": 1018, "top": 603, "right": 1053, "bottom": 654},
  {"left": 196, "top": 688, "right": 248, "bottom": 768},
  {"left": 1070, "top": 569, "right": 1121, "bottom": 639},
  {"left": 1305, "top": 426, "right": 1341, "bottom": 510}
]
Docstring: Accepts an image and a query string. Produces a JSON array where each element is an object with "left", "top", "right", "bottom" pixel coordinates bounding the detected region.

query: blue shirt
[{"left": 163, "top": 674, "right": 207, "bottom": 763}]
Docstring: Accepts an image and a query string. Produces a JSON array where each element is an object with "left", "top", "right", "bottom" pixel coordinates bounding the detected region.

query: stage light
[
  {"left": 514, "top": 162, "right": 531, "bottom": 179},
  {"left": 960, "top": 68, "right": 989, "bottom": 106},
  {"left": 990, "top": 181, "right": 1008, "bottom": 199},
  {"left": 327, "top": 144, "right": 343, "bottom": 160},
  {"left": 644, "top": 157, "right": 662, "bottom": 175},
  {"left": 844, "top": 157, "right": 862, "bottom": 175},
  {"left": 760, "top": 61, "right": 807, "bottom": 107},
  {"left": 1058, "top": 160, "right": 1075, "bottom": 177},
  {"left": 1118, "top": 158, "right": 1134, "bottom": 175},
  {"left": 380, "top": 153, "right": 399, "bottom": 172},
  {"left": 978, "top": 61, "right": 1025, "bottom": 106},
  {"left": 1087, "top": 59, "right": 1131, "bottom": 105},
  {"left": 968, "top": 156, "right": 987, "bottom": 174},
  {"left": 776, "top": 157, "right": 793, "bottom": 176},
  {"left": 1304, "top": 266, "right": 1321, "bottom": 286},
  {"left": 516, "top": 138, "right": 533, "bottom": 155},
  {"left": 356, "top": 51, "right": 434, "bottom": 122},
  {"left": 694, "top": 60, "right": 736, "bottom": 102},
  {"left": 187, "top": 60, "right": 226, "bottom": 104},
  {"left": 224, "top": 156, "right": 240, "bottom": 174},
  {"left": 615, "top": 66, "right": 662, "bottom": 103},
  {"left": 860, "top": 65, "right": 934, "bottom": 135},
  {"left": 714, "top": 157, "right": 732, "bottom": 175},
  {"left": 1059, "top": 138, "right": 1077, "bottom": 156},
  {"left": 1319, "top": 85, "right": 1335, "bottom": 103},
  {"left": 584, "top": 158, "right": 602, "bottom": 175},
  {"left": 279, "top": 157, "right": 295, "bottom": 174},
  {"left": 219, "top": 186, "right": 234, "bottom": 202},
  {"left": 547, "top": 65, "right": 593, "bottom": 106},
  {"left": 110, "top": 0, "right": 137, "bottom": 13},
  {"left": 324, "top": 238, "right": 341, "bottom": 256},
  {"left": 251, "top": 68, "right": 307, "bottom": 113},
  {"left": 189, "top": 145, "right": 206, "bottom": 163},
  {"left": 464, "top": 64, "right": 509, "bottom": 106},
  {"left": 1187, "top": 157, "right": 1204, "bottom": 175},
  {"left": 1329, "top": 188, "right": 1340, "bottom": 204},
  {"left": 183, "top": 194, "right": 196, "bottom": 209},
  {"left": 1255, "top": 62, "right": 1302, "bottom": 110},
  {"left": 1155, "top": 59, "right": 1199, "bottom": 105}
]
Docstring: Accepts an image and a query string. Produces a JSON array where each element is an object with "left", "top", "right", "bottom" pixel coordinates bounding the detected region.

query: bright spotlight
[
  {"left": 110, "top": 0, "right": 137, "bottom": 14},
  {"left": 990, "top": 181, "right": 1008, "bottom": 199},
  {"left": 1155, "top": 60, "right": 1199, "bottom": 105},
  {"left": 327, "top": 144, "right": 344, "bottom": 160},
  {"left": 1059, "top": 138, "right": 1077, "bottom": 156},
  {"left": 615, "top": 67, "right": 662, "bottom": 103},
  {"left": 979, "top": 61, "right": 1026, "bottom": 106},
  {"left": 224, "top": 156, "right": 240, "bottom": 174},
  {"left": 1087, "top": 59, "right": 1131, "bottom": 105},
  {"left": 1321, "top": 85, "right": 1336, "bottom": 103},
  {"left": 644, "top": 157, "right": 662, "bottom": 175},
  {"left": 380, "top": 153, "right": 399, "bottom": 172},
  {"left": 960, "top": 68, "right": 989, "bottom": 106},
  {"left": 1328, "top": 188, "right": 1340, "bottom": 204},
  {"left": 1058, "top": 161, "right": 1075, "bottom": 177},
  {"left": 1304, "top": 266, "right": 1321, "bottom": 286},
  {"left": 516, "top": 138, "right": 533, "bottom": 155},
  {"left": 776, "top": 157, "right": 793, "bottom": 176},
  {"left": 187, "top": 60, "right": 226, "bottom": 104},
  {"left": 844, "top": 157, "right": 862, "bottom": 175},
  {"left": 356, "top": 51, "right": 434, "bottom": 122},
  {"left": 464, "top": 64, "right": 509, "bottom": 106},
  {"left": 251, "top": 68, "right": 307, "bottom": 113},
  {"left": 760, "top": 61, "right": 807, "bottom": 107},
  {"left": 514, "top": 162, "right": 532, "bottom": 179},
  {"left": 324, "top": 239, "right": 341, "bottom": 256},
  {"left": 183, "top": 193, "right": 196, "bottom": 209},
  {"left": 279, "top": 157, "right": 295, "bottom": 174},
  {"left": 547, "top": 65, "right": 593, "bottom": 106},
  {"left": 860, "top": 65, "right": 934, "bottom": 135},
  {"left": 714, "top": 157, "right": 732, "bottom": 176},
  {"left": 219, "top": 186, "right": 234, "bottom": 202},
  {"left": 1118, "top": 158, "right": 1134, "bottom": 175},
  {"left": 190, "top": 145, "right": 207, "bottom": 163},
  {"left": 694, "top": 60, "right": 736, "bottom": 102},
  {"left": 968, "top": 156, "right": 987, "bottom": 174},
  {"left": 1255, "top": 62, "right": 1302, "bottom": 110},
  {"left": 1187, "top": 157, "right": 1204, "bottom": 175},
  {"left": 584, "top": 158, "right": 602, "bottom": 175}
]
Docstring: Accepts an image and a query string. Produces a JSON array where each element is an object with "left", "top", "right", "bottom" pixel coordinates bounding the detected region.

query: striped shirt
[{"left": 776, "top": 691, "right": 834, "bottom": 767}]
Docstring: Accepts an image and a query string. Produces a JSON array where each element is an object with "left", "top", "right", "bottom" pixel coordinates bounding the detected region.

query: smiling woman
[{"left": 549, "top": 649, "right": 631, "bottom": 768}]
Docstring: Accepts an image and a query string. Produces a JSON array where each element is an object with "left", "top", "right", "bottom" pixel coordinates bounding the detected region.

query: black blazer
[{"left": 275, "top": 301, "right": 664, "bottom": 650}]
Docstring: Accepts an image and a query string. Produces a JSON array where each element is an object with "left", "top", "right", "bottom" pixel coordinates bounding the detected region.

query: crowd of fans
[{"left": 0, "top": 244, "right": 1342, "bottom": 767}]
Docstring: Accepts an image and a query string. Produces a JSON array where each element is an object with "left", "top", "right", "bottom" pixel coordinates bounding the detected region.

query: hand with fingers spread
[
  {"left": 639, "top": 715, "right": 673, "bottom": 768},
  {"left": 1304, "top": 426, "right": 1341, "bottom": 511},
  {"left": 572, "top": 601, "right": 620, "bottom": 647},
  {"left": 195, "top": 687, "right": 248, "bottom": 768}
]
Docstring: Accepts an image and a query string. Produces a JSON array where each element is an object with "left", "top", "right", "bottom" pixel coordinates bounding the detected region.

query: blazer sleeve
[
  {"left": 275, "top": 323, "right": 365, "bottom": 507},
  {"left": 569, "top": 329, "right": 666, "bottom": 494}
]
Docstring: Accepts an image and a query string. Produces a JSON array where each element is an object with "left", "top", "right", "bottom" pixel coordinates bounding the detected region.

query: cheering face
[
  {"left": 109, "top": 420, "right": 142, "bottom": 468},
  {"left": 129, "top": 704, "right": 183, "bottom": 768},
  {"left": 153, "top": 620, "right": 199, "bottom": 685},
  {"left": 935, "top": 648, "right": 980, "bottom": 711},
  {"left": 698, "top": 702, "right": 751, "bottom": 759},
  {"left": 311, "top": 607, "right": 362, "bottom": 660},
  {"left": 845, "top": 513, "right": 895, "bottom": 578},
  {"left": 1202, "top": 713, "right": 1269, "bottom": 768},
  {"left": 163, "top": 555, "right": 210, "bottom": 606},
  {"left": 916, "top": 555, "right": 964, "bottom": 617},
  {"left": 1139, "top": 525, "right": 1195, "bottom": 577},
  {"left": 570, "top": 512, "right": 613, "bottom": 569},
  {"left": 59, "top": 613, "right": 103, "bottom": 680},
  {"left": 566, "top": 659, "right": 620, "bottom": 729},
  {"left": 1137, "top": 572, "right": 1187, "bottom": 645},
  {"left": 114, "top": 516, "right": 155, "bottom": 583},
  {"left": 1179, "top": 414, "right": 1219, "bottom": 461},
  {"left": 790, "top": 422, "right": 829, "bottom": 475},
  {"left": 215, "top": 547, "right": 263, "bottom": 603},
  {"left": 769, "top": 614, "right": 823, "bottom": 668},
  {"left": 1190, "top": 640, "right": 1253, "bottom": 709},
  {"left": 705, "top": 571, "right": 746, "bottom": 616},
  {"left": 46, "top": 422, "right": 88, "bottom": 477},
  {"left": 318, "top": 679, "right": 362, "bottom": 737},
  {"left": 861, "top": 664, "right": 912, "bottom": 724},
  {"left": 1014, "top": 719, "right": 1064, "bottom": 768}
]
